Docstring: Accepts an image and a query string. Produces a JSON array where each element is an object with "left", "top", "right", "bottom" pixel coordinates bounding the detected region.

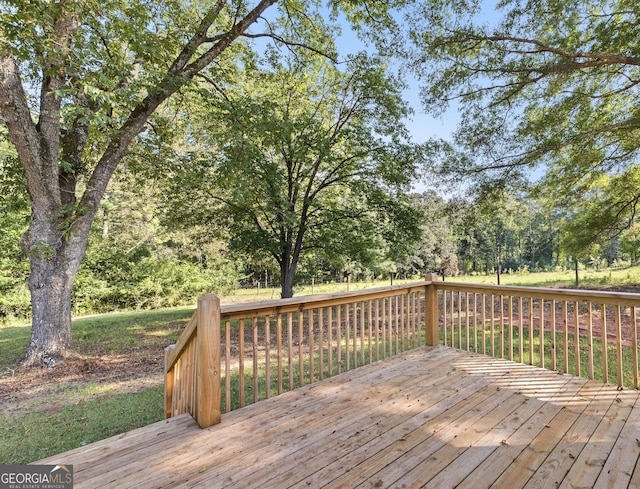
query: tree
[
  {"left": 411, "top": 0, "right": 640, "bottom": 178},
  {"left": 164, "top": 49, "right": 423, "bottom": 298},
  {"left": 403, "top": 0, "right": 640, "bottom": 275},
  {"left": 558, "top": 166, "right": 640, "bottom": 285},
  {"left": 0, "top": 0, "right": 405, "bottom": 365},
  {"left": 396, "top": 192, "right": 458, "bottom": 278}
]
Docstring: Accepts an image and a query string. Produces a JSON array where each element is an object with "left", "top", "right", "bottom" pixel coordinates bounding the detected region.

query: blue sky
[
  {"left": 333, "top": 20, "right": 460, "bottom": 147},
  {"left": 332, "top": 16, "right": 463, "bottom": 194}
]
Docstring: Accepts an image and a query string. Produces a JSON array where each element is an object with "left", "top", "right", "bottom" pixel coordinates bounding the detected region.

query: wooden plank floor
[{"left": 38, "top": 346, "right": 640, "bottom": 488}]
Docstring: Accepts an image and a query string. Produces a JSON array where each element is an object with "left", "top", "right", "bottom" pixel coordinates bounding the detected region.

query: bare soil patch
[{"left": 0, "top": 344, "right": 167, "bottom": 419}]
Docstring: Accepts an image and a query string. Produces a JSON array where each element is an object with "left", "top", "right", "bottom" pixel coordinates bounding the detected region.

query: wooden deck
[{"left": 39, "top": 346, "right": 640, "bottom": 488}]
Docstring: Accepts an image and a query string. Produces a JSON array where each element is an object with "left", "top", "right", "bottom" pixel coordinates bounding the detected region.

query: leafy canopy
[
  {"left": 163, "top": 45, "right": 424, "bottom": 296},
  {"left": 410, "top": 0, "right": 640, "bottom": 187}
]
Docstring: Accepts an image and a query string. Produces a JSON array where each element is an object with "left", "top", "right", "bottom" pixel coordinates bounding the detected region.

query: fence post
[
  {"left": 196, "top": 294, "right": 222, "bottom": 428},
  {"left": 425, "top": 273, "right": 440, "bottom": 346}
]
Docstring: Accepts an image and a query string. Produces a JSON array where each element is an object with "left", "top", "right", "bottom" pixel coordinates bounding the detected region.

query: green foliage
[
  {"left": 74, "top": 255, "right": 240, "bottom": 315},
  {"left": 69, "top": 169, "right": 244, "bottom": 315},
  {"left": 559, "top": 166, "right": 640, "bottom": 260},
  {"left": 409, "top": 0, "right": 640, "bottom": 264},
  {"left": 163, "top": 47, "right": 424, "bottom": 297},
  {"left": 0, "top": 134, "right": 30, "bottom": 321},
  {"left": 413, "top": 0, "right": 640, "bottom": 175}
]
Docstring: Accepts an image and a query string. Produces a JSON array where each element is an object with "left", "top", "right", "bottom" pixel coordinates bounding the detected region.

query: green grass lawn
[{"left": 0, "top": 308, "right": 194, "bottom": 464}]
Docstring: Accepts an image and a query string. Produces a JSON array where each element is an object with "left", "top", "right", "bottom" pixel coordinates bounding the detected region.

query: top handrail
[
  {"left": 436, "top": 281, "right": 640, "bottom": 306},
  {"left": 219, "top": 281, "right": 431, "bottom": 320}
]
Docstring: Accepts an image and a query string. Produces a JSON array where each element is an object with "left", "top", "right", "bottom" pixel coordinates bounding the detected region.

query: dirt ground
[
  {"left": 0, "top": 345, "right": 167, "bottom": 419},
  {"left": 543, "top": 284, "right": 640, "bottom": 347}
]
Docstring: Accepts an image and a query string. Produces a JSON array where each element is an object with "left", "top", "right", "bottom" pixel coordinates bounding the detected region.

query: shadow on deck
[{"left": 38, "top": 345, "right": 640, "bottom": 488}]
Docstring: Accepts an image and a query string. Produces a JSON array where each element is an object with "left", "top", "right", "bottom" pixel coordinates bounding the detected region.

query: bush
[
  {"left": 0, "top": 282, "right": 30, "bottom": 323},
  {"left": 72, "top": 256, "right": 243, "bottom": 315}
]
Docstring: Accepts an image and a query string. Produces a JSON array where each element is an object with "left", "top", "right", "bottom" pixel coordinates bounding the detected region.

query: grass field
[{"left": 2, "top": 266, "right": 640, "bottom": 464}]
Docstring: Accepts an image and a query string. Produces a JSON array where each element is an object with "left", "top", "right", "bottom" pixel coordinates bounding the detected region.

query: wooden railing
[
  {"left": 436, "top": 282, "right": 640, "bottom": 389},
  {"left": 165, "top": 277, "right": 640, "bottom": 428},
  {"left": 165, "top": 276, "right": 439, "bottom": 428}
]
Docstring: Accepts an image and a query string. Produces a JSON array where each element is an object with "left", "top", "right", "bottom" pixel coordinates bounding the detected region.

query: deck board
[{"left": 37, "top": 346, "right": 640, "bottom": 488}]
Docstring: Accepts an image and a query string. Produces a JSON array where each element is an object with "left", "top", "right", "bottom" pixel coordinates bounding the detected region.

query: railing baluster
[
  {"left": 574, "top": 301, "right": 580, "bottom": 378},
  {"left": 508, "top": 296, "right": 513, "bottom": 361},
  {"left": 451, "top": 291, "right": 456, "bottom": 348},
  {"left": 337, "top": 304, "right": 343, "bottom": 372},
  {"left": 457, "top": 292, "right": 462, "bottom": 350},
  {"left": 239, "top": 318, "right": 245, "bottom": 408},
  {"left": 328, "top": 306, "right": 333, "bottom": 377},
  {"left": 368, "top": 300, "right": 373, "bottom": 362},
  {"left": 225, "top": 319, "right": 231, "bottom": 413},
  {"left": 309, "top": 309, "right": 314, "bottom": 383},
  {"left": 318, "top": 307, "right": 324, "bottom": 381},
  {"left": 299, "top": 310, "right": 304, "bottom": 388},
  {"left": 602, "top": 304, "right": 609, "bottom": 384},
  {"left": 528, "top": 297, "right": 534, "bottom": 366},
  {"left": 287, "top": 312, "right": 293, "bottom": 391},
  {"left": 253, "top": 316, "right": 258, "bottom": 403},
  {"left": 388, "top": 296, "right": 393, "bottom": 356},
  {"left": 482, "top": 294, "right": 487, "bottom": 355},
  {"left": 562, "top": 301, "right": 569, "bottom": 374},
  {"left": 352, "top": 301, "right": 358, "bottom": 367},
  {"left": 265, "top": 315, "right": 271, "bottom": 399},
  {"left": 517, "top": 297, "right": 523, "bottom": 363},
  {"left": 551, "top": 300, "right": 556, "bottom": 371},
  {"left": 399, "top": 295, "right": 403, "bottom": 352},
  {"left": 615, "top": 304, "right": 623, "bottom": 387},
  {"left": 408, "top": 292, "right": 413, "bottom": 347},
  {"left": 418, "top": 289, "right": 424, "bottom": 346},
  {"left": 465, "top": 292, "right": 470, "bottom": 352},
  {"left": 277, "top": 313, "right": 283, "bottom": 394},
  {"left": 374, "top": 299, "right": 379, "bottom": 361},
  {"left": 473, "top": 293, "right": 478, "bottom": 353},
  {"left": 587, "top": 302, "right": 594, "bottom": 380},
  {"left": 499, "top": 295, "right": 504, "bottom": 359},
  {"left": 382, "top": 298, "right": 387, "bottom": 359},
  {"left": 360, "top": 300, "right": 365, "bottom": 365},
  {"left": 345, "top": 303, "right": 350, "bottom": 371},
  {"left": 632, "top": 306, "right": 638, "bottom": 389},
  {"left": 443, "top": 290, "right": 448, "bottom": 346},
  {"left": 539, "top": 299, "right": 544, "bottom": 369},
  {"left": 490, "top": 294, "right": 495, "bottom": 358}
]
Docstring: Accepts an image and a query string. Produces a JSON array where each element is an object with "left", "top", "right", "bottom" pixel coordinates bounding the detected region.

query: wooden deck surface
[{"left": 38, "top": 346, "right": 640, "bottom": 488}]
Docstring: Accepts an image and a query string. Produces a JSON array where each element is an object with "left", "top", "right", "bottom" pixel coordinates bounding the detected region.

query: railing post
[
  {"left": 196, "top": 294, "right": 222, "bottom": 428},
  {"left": 164, "top": 344, "right": 176, "bottom": 419},
  {"left": 425, "top": 273, "right": 440, "bottom": 346}
]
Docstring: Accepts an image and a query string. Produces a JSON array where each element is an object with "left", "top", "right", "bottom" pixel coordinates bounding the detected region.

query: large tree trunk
[
  {"left": 280, "top": 262, "right": 296, "bottom": 299},
  {"left": 21, "top": 210, "right": 89, "bottom": 366},
  {"left": 26, "top": 258, "right": 76, "bottom": 365}
]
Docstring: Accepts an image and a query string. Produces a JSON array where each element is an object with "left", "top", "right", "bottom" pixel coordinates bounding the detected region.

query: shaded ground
[{"left": 0, "top": 345, "right": 167, "bottom": 419}]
